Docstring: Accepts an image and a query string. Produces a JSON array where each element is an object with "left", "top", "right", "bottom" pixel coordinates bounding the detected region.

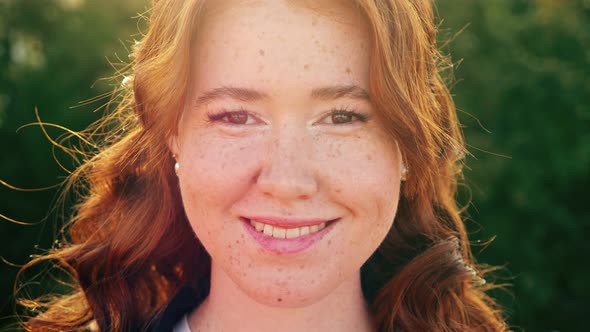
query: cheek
[
  {"left": 180, "top": 134, "right": 263, "bottom": 206},
  {"left": 177, "top": 133, "right": 265, "bottom": 249},
  {"left": 317, "top": 134, "right": 400, "bottom": 207},
  {"left": 321, "top": 135, "right": 400, "bottom": 246}
]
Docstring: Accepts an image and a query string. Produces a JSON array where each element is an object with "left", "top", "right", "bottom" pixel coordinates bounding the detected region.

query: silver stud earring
[{"left": 401, "top": 164, "right": 408, "bottom": 181}]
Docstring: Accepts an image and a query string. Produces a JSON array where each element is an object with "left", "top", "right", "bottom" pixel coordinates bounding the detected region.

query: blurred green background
[{"left": 1, "top": 0, "right": 588, "bottom": 331}]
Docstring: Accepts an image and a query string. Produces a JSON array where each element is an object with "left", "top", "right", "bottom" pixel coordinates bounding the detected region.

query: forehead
[{"left": 191, "top": 0, "right": 371, "bottom": 100}]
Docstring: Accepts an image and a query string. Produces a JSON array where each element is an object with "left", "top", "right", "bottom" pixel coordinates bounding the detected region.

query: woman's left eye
[{"left": 319, "top": 109, "right": 369, "bottom": 125}]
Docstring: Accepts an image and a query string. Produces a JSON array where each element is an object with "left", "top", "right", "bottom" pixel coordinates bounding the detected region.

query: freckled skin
[{"left": 169, "top": 0, "right": 402, "bottom": 331}]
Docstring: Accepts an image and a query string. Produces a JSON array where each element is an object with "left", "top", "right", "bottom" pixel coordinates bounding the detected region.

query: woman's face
[{"left": 171, "top": 0, "right": 402, "bottom": 307}]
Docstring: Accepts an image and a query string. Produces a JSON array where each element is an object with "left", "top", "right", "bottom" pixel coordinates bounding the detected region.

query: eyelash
[{"left": 206, "top": 107, "right": 370, "bottom": 126}]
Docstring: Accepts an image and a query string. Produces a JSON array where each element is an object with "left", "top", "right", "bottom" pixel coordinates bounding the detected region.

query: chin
[{"left": 235, "top": 276, "right": 334, "bottom": 308}]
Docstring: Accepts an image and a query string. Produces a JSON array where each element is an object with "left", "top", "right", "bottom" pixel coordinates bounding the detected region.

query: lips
[{"left": 239, "top": 216, "right": 339, "bottom": 255}]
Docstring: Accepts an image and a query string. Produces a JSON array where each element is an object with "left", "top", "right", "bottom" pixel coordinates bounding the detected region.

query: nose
[{"left": 255, "top": 127, "right": 318, "bottom": 201}]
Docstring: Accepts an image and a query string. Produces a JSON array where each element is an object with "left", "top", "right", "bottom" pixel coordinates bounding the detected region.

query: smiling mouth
[{"left": 240, "top": 217, "right": 338, "bottom": 240}]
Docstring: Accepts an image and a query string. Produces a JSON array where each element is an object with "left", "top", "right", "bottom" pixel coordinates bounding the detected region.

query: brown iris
[
  {"left": 227, "top": 112, "right": 248, "bottom": 124},
  {"left": 331, "top": 113, "right": 354, "bottom": 124}
]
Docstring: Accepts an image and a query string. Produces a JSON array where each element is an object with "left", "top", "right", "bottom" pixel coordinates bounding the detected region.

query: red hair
[{"left": 15, "top": 0, "right": 509, "bottom": 331}]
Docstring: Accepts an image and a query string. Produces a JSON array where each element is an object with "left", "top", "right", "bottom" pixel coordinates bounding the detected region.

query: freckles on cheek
[{"left": 182, "top": 136, "right": 261, "bottom": 202}]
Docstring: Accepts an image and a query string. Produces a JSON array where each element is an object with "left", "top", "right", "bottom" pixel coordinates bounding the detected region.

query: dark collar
[{"left": 148, "top": 285, "right": 207, "bottom": 332}]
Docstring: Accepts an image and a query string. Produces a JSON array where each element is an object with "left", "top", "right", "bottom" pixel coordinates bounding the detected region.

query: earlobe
[
  {"left": 401, "top": 163, "right": 408, "bottom": 181},
  {"left": 394, "top": 141, "right": 409, "bottom": 181},
  {"left": 167, "top": 136, "right": 181, "bottom": 176}
]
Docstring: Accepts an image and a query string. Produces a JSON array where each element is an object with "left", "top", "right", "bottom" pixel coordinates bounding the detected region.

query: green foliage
[
  {"left": 437, "top": 1, "right": 590, "bottom": 330},
  {"left": 0, "top": 0, "right": 146, "bottom": 328},
  {"left": 1, "top": 0, "right": 588, "bottom": 330}
]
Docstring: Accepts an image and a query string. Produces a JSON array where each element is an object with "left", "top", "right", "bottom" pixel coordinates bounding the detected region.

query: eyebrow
[
  {"left": 310, "top": 85, "right": 370, "bottom": 102},
  {"left": 194, "top": 84, "right": 370, "bottom": 107}
]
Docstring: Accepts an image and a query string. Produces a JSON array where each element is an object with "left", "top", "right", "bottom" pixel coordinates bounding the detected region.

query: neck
[{"left": 188, "top": 263, "right": 375, "bottom": 332}]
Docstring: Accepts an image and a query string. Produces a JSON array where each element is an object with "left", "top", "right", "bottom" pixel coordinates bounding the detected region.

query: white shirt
[{"left": 172, "top": 314, "right": 192, "bottom": 332}]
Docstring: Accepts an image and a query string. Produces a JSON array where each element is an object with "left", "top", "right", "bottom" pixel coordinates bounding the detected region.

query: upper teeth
[{"left": 250, "top": 220, "right": 326, "bottom": 239}]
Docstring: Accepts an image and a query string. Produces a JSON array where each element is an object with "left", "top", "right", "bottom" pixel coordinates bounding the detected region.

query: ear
[
  {"left": 394, "top": 140, "right": 404, "bottom": 164},
  {"left": 394, "top": 140, "right": 407, "bottom": 179},
  {"left": 168, "top": 101, "right": 189, "bottom": 157},
  {"left": 167, "top": 134, "right": 180, "bottom": 157}
]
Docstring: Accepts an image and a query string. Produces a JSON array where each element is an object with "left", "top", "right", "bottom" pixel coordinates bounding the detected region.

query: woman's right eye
[{"left": 206, "top": 110, "right": 261, "bottom": 125}]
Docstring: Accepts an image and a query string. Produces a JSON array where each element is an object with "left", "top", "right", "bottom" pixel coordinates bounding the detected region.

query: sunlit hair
[{"left": 15, "top": 0, "right": 508, "bottom": 331}]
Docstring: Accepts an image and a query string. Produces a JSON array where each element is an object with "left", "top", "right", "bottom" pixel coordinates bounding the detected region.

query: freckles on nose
[{"left": 256, "top": 128, "right": 320, "bottom": 198}]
